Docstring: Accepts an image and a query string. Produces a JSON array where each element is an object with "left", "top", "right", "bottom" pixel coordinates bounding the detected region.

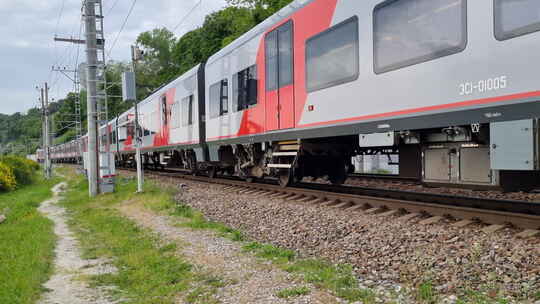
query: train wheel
[
  {"left": 208, "top": 166, "right": 217, "bottom": 178},
  {"left": 329, "top": 159, "right": 347, "bottom": 185},
  {"left": 279, "top": 170, "right": 294, "bottom": 188},
  {"left": 245, "top": 177, "right": 254, "bottom": 183}
]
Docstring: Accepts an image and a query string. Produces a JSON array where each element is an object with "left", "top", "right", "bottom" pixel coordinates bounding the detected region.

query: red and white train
[{"left": 44, "top": 0, "right": 540, "bottom": 191}]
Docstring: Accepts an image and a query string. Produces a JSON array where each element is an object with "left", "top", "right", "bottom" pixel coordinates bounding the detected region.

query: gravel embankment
[{"left": 163, "top": 177, "right": 540, "bottom": 302}]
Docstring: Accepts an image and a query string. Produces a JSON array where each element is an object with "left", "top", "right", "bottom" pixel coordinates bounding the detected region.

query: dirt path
[
  {"left": 38, "top": 183, "right": 117, "bottom": 304},
  {"left": 119, "top": 202, "right": 341, "bottom": 304}
]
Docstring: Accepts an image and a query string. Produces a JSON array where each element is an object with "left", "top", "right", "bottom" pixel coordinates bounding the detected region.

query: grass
[
  {"left": 60, "top": 174, "right": 221, "bottom": 304},
  {"left": 417, "top": 281, "right": 437, "bottom": 303},
  {"left": 282, "top": 258, "right": 376, "bottom": 303},
  {"left": 0, "top": 174, "right": 61, "bottom": 304},
  {"left": 175, "top": 208, "right": 245, "bottom": 242},
  {"left": 242, "top": 243, "right": 376, "bottom": 302},
  {"left": 455, "top": 288, "right": 512, "bottom": 304},
  {"left": 276, "top": 286, "right": 311, "bottom": 298},
  {"left": 243, "top": 242, "right": 295, "bottom": 264}
]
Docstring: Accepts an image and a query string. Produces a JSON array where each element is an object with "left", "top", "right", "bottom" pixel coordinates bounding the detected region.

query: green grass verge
[
  {"left": 0, "top": 175, "right": 61, "bottom": 304},
  {"left": 60, "top": 175, "right": 220, "bottom": 304},
  {"left": 167, "top": 203, "right": 245, "bottom": 242},
  {"left": 276, "top": 286, "right": 311, "bottom": 298},
  {"left": 147, "top": 195, "right": 376, "bottom": 304}
]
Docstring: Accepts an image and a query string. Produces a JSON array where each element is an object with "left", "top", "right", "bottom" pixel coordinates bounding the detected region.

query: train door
[
  {"left": 265, "top": 20, "right": 294, "bottom": 131},
  {"left": 161, "top": 95, "right": 168, "bottom": 131}
]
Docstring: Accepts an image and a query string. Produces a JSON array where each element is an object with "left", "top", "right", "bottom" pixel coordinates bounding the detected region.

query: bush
[
  {"left": 23, "top": 158, "right": 40, "bottom": 171},
  {"left": 0, "top": 162, "right": 17, "bottom": 192},
  {"left": 0, "top": 155, "right": 38, "bottom": 186}
]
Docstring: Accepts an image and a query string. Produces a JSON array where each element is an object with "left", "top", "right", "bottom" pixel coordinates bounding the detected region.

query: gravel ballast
[{"left": 160, "top": 177, "right": 540, "bottom": 302}]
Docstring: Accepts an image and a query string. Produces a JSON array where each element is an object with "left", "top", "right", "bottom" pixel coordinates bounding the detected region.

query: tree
[
  {"left": 226, "top": 0, "right": 294, "bottom": 24},
  {"left": 136, "top": 28, "right": 179, "bottom": 89}
]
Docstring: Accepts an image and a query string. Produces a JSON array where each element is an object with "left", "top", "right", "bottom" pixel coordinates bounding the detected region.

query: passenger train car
[{"left": 44, "top": 0, "right": 540, "bottom": 191}]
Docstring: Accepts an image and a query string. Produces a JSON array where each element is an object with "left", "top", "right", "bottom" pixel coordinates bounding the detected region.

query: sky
[{"left": 0, "top": 0, "right": 227, "bottom": 115}]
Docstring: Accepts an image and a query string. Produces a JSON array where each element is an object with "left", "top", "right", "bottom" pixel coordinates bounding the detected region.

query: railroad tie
[
  {"left": 278, "top": 193, "right": 296, "bottom": 200},
  {"left": 399, "top": 213, "right": 421, "bottom": 222},
  {"left": 256, "top": 191, "right": 274, "bottom": 197},
  {"left": 321, "top": 200, "right": 338, "bottom": 207},
  {"left": 303, "top": 198, "right": 324, "bottom": 205},
  {"left": 269, "top": 192, "right": 286, "bottom": 198},
  {"left": 297, "top": 196, "right": 316, "bottom": 203},
  {"left": 377, "top": 209, "right": 400, "bottom": 217},
  {"left": 452, "top": 219, "right": 474, "bottom": 228},
  {"left": 515, "top": 229, "right": 540, "bottom": 239},
  {"left": 287, "top": 194, "right": 305, "bottom": 201},
  {"left": 345, "top": 204, "right": 365, "bottom": 212},
  {"left": 481, "top": 224, "right": 505, "bottom": 234},
  {"left": 251, "top": 190, "right": 267, "bottom": 195},
  {"left": 333, "top": 202, "right": 352, "bottom": 209},
  {"left": 244, "top": 189, "right": 262, "bottom": 195},
  {"left": 419, "top": 216, "right": 443, "bottom": 225},
  {"left": 364, "top": 207, "right": 383, "bottom": 215}
]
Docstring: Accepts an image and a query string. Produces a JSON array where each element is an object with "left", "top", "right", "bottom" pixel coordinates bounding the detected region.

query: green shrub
[
  {"left": 0, "top": 162, "right": 17, "bottom": 192},
  {"left": 0, "top": 155, "right": 37, "bottom": 186},
  {"left": 23, "top": 158, "right": 40, "bottom": 171}
]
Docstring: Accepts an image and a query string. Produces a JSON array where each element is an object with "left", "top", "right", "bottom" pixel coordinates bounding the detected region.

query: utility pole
[
  {"left": 131, "top": 45, "right": 143, "bottom": 193},
  {"left": 40, "top": 84, "right": 52, "bottom": 179},
  {"left": 84, "top": 0, "right": 100, "bottom": 197}
]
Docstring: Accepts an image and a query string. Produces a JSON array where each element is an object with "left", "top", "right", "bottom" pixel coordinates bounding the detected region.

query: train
[{"left": 41, "top": 0, "right": 540, "bottom": 191}]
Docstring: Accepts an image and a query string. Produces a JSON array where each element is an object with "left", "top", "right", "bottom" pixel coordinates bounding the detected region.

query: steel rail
[{"left": 119, "top": 168, "right": 540, "bottom": 231}]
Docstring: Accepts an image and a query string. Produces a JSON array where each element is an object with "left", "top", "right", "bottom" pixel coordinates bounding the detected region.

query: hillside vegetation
[{"left": 1, "top": 0, "right": 293, "bottom": 155}]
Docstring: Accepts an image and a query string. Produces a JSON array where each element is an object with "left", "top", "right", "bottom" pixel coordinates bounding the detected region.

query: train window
[
  {"left": 233, "top": 65, "right": 258, "bottom": 112},
  {"left": 171, "top": 100, "right": 181, "bottom": 129},
  {"left": 127, "top": 123, "right": 135, "bottom": 138},
  {"left": 265, "top": 30, "right": 279, "bottom": 91},
  {"left": 306, "top": 16, "right": 359, "bottom": 92},
  {"left": 182, "top": 95, "right": 194, "bottom": 126},
  {"left": 161, "top": 96, "right": 168, "bottom": 125},
  {"left": 265, "top": 20, "right": 294, "bottom": 91},
  {"left": 278, "top": 21, "right": 293, "bottom": 88},
  {"left": 495, "top": 0, "right": 540, "bottom": 41},
  {"left": 209, "top": 79, "right": 228, "bottom": 118},
  {"left": 374, "top": 0, "right": 467, "bottom": 74}
]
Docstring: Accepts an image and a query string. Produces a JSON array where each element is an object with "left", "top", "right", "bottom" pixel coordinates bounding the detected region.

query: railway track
[
  {"left": 347, "top": 173, "right": 419, "bottom": 184},
  {"left": 117, "top": 167, "right": 540, "bottom": 234}
]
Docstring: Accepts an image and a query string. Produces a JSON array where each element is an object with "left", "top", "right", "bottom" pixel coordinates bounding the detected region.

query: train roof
[
  {"left": 206, "top": 0, "right": 314, "bottom": 66},
  {"left": 135, "top": 64, "right": 200, "bottom": 108}
]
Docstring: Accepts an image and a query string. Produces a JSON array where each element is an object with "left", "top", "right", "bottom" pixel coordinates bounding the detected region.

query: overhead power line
[
  {"left": 105, "top": 0, "right": 120, "bottom": 16},
  {"left": 107, "top": 0, "right": 138, "bottom": 58},
  {"left": 172, "top": 0, "right": 202, "bottom": 33},
  {"left": 54, "top": 0, "right": 67, "bottom": 36}
]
